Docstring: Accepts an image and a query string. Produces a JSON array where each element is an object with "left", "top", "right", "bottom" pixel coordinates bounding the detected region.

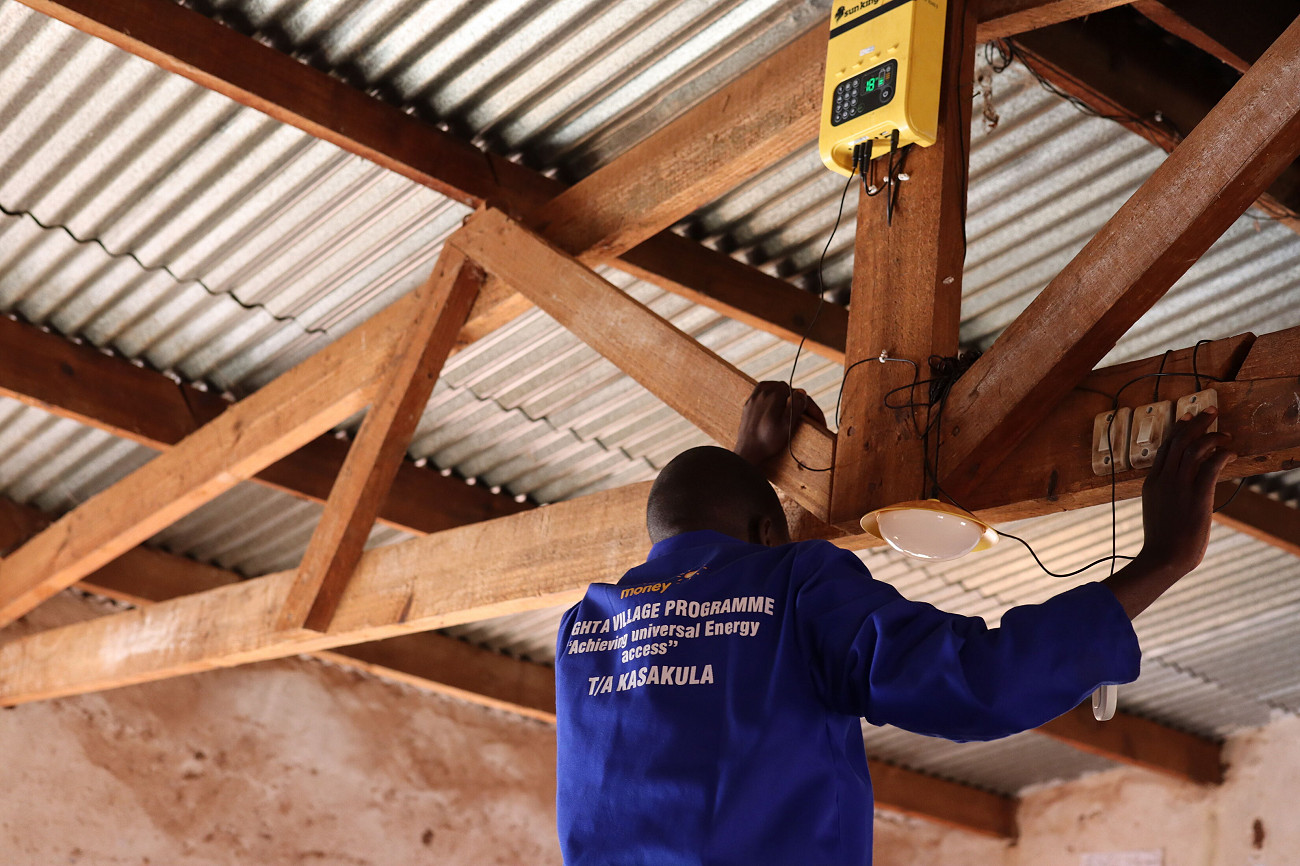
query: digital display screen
[{"left": 863, "top": 67, "right": 892, "bottom": 94}]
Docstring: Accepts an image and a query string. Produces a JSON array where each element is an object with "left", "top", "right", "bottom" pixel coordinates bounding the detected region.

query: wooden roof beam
[
  {"left": 976, "top": 0, "right": 1139, "bottom": 39},
  {"left": 1132, "top": 0, "right": 1298, "bottom": 73},
  {"left": 1037, "top": 702, "right": 1222, "bottom": 784},
  {"left": 17, "top": 0, "right": 1158, "bottom": 365},
  {"left": 0, "top": 484, "right": 1226, "bottom": 792},
  {"left": 829, "top": 0, "right": 976, "bottom": 527},
  {"left": 0, "top": 481, "right": 653, "bottom": 705},
  {"left": 955, "top": 332, "right": 1300, "bottom": 523},
  {"left": 1206, "top": 326, "right": 1300, "bottom": 559},
  {"left": 451, "top": 209, "right": 835, "bottom": 518},
  {"left": 533, "top": 27, "right": 824, "bottom": 263},
  {"left": 866, "top": 759, "right": 1016, "bottom": 837},
  {"left": 0, "top": 287, "right": 433, "bottom": 627},
  {"left": 937, "top": 14, "right": 1300, "bottom": 501},
  {"left": 0, "top": 314, "right": 529, "bottom": 536},
  {"left": 1213, "top": 487, "right": 1300, "bottom": 560},
  {"left": 0, "top": 497, "right": 558, "bottom": 723},
  {"left": 16, "top": 0, "right": 846, "bottom": 362}
]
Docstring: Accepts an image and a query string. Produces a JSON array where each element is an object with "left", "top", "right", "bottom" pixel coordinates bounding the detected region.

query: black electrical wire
[
  {"left": 984, "top": 39, "right": 1133, "bottom": 125},
  {"left": 0, "top": 200, "right": 331, "bottom": 336},
  {"left": 918, "top": 367, "right": 1241, "bottom": 578},
  {"left": 1153, "top": 348, "right": 1173, "bottom": 402},
  {"left": 1215, "top": 476, "right": 1248, "bottom": 513},
  {"left": 785, "top": 144, "right": 863, "bottom": 472},
  {"left": 885, "top": 129, "right": 901, "bottom": 226},
  {"left": 1191, "top": 339, "right": 1212, "bottom": 391}
]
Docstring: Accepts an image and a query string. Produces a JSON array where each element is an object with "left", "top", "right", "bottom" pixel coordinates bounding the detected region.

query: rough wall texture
[
  {"left": 1, "top": 596, "right": 561, "bottom": 866},
  {"left": 1012, "top": 715, "right": 1300, "bottom": 866},
  {"left": 873, "top": 811, "right": 1010, "bottom": 865}
]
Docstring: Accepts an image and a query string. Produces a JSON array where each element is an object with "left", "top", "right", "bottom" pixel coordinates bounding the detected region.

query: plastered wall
[
  {"left": 868, "top": 714, "right": 1300, "bottom": 866},
  {"left": 1010, "top": 715, "right": 1300, "bottom": 866},
  {"left": 1, "top": 595, "right": 562, "bottom": 866},
  {"left": 873, "top": 811, "right": 1011, "bottom": 865}
]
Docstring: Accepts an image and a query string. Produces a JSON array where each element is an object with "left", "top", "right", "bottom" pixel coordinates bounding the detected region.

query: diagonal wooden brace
[
  {"left": 0, "top": 289, "right": 428, "bottom": 628},
  {"left": 938, "top": 12, "right": 1300, "bottom": 501},
  {"left": 276, "top": 247, "right": 485, "bottom": 632}
]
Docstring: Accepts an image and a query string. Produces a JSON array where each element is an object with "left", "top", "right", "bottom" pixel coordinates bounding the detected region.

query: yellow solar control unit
[{"left": 819, "top": 0, "right": 948, "bottom": 176}]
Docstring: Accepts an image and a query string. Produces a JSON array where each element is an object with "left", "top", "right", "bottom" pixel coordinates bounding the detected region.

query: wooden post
[{"left": 828, "top": 0, "right": 977, "bottom": 527}]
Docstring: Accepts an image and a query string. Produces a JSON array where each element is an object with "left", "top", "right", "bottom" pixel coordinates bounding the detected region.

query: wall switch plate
[
  {"left": 1091, "top": 407, "right": 1133, "bottom": 475},
  {"left": 1129, "top": 400, "right": 1174, "bottom": 469},
  {"left": 1175, "top": 388, "right": 1218, "bottom": 431}
]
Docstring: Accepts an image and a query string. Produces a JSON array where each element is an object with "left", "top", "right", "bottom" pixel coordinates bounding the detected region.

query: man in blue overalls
[{"left": 556, "top": 381, "right": 1234, "bottom": 866}]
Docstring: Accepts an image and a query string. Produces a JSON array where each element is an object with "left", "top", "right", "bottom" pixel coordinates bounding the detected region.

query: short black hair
[{"left": 646, "top": 446, "right": 788, "bottom": 545}]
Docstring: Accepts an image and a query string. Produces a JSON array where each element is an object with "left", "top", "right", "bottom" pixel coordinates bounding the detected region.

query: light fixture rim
[{"left": 859, "top": 499, "right": 999, "bottom": 553}]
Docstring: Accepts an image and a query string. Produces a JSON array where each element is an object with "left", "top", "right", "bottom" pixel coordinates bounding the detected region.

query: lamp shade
[{"left": 861, "top": 500, "right": 998, "bottom": 561}]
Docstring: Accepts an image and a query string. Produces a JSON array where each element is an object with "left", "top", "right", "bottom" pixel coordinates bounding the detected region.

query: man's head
[{"left": 646, "top": 446, "right": 790, "bottom": 547}]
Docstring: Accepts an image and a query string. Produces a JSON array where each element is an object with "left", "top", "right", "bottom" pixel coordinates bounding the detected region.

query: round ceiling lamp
[{"left": 860, "top": 499, "right": 998, "bottom": 561}]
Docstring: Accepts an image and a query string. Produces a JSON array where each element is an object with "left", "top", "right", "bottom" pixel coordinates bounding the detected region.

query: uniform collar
[{"left": 647, "top": 530, "right": 750, "bottom": 561}]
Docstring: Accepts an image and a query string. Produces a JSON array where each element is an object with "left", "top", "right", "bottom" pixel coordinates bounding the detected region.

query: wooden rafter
[
  {"left": 1132, "top": 0, "right": 1298, "bottom": 74},
  {"left": 1236, "top": 326, "right": 1300, "bottom": 380},
  {"left": 1132, "top": 0, "right": 1251, "bottom": 72},
  {"left": 976, "top": 0, "right": 1139, "bottom": 38},
  {"left": 866, "top": 759, "right": 1015, "bottom": 837},
  {"left": 277, "top": 250, "right": 484, "bottom": 632},
  {"left": 1038, "top": 703, "right": 1221, "bottom": 784},
  {"left": 0, "top": 290, "right": 435, "bottom": 627},
  {"left": 829, "top": 0, "right": 976, "bottom": 526},
  {"left": 959, "top": 339, "right": 1300, "bottom": 524},
  {"left": 0, "top": 482, "right": 652, "bottom": 704},
  {"left": 0, "top": 497, "right": 561, "bottom": 723},
  {"left": 532, "top": 27, "right": 824, "bottom": 262},
  {"left": 450, "top": 209, "right": 835, "bottom": 518},
  {"left": 937, "top": 14, "right": 1300, "bottom": 501},
  {"left": 1213, "top": 488, "right": 1300, "bottom": 560},
  {"left": 0, "top": 314, "right": 530, "bottom": 536}
]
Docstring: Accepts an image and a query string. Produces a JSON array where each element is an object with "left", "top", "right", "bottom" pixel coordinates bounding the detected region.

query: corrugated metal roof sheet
[
  {"left": 0, "top": 395, "right": 156, "bottom": 513},
  {"left": 861, "top": 725, "right": 1118, "bottom": 796},
  {"left": 2, "top": 0, "right": 1299, "bottom": 794},
  {"left": 192, "top": 0, "right": 825, "bottom": 176}
]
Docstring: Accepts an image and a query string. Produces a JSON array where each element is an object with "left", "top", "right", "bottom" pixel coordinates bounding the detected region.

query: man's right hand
[{"left": 734, "top": 381, "right": 826, "bottom": 466}]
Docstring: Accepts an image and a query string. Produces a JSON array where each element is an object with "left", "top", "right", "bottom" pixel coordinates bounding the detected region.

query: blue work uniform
[{"left": 555, "top": 531, "right": 1140, "bottom": 866}]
